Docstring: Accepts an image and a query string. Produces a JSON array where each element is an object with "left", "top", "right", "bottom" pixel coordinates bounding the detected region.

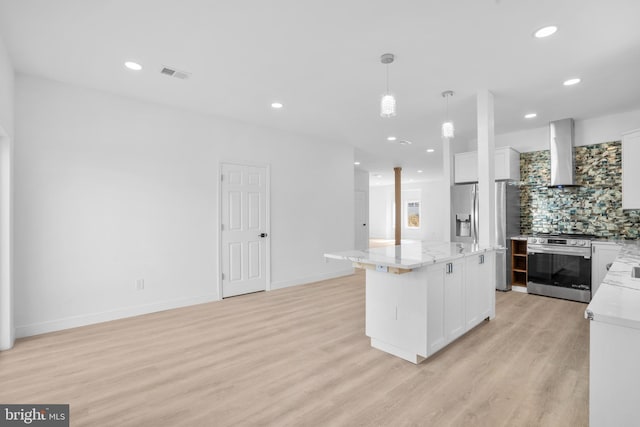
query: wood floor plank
[{"left": 0, "top": 271, "right": 589, "bottom": 426}]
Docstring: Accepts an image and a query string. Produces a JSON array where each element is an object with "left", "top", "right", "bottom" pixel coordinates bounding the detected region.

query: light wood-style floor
[{"left": 0, "top": 271, "right": 589, "bottom": 426}]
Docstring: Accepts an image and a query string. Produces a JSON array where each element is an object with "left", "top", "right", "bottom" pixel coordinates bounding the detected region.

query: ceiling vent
[{"left": 160, "top": 66, "right": 191, "bottom": 80}]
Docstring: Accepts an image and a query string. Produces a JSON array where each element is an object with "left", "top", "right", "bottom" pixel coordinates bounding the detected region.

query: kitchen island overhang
[{"left": 325, "top": 242, "right": 497, "bottom": 364}]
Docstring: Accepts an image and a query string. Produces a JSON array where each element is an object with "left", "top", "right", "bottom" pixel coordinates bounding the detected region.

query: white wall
[
  {"left": 354, "top": 169, "right": 368, "bottom": 192},
  {"left": 369, "top": 180, "right": 447, "bottom": 242},
  {"left": 369, "top": 185, "right": 392, "bottom": 239},
  {"left": 0, "top": 34, "right": 14, "bottom": 350},
  {"left": 575, "top": 109, "right": 640, "bottom": 147},
  {"left": 0, "top": 40, "right": 13, "bottom": 138},
  {"left": 464, "top": 108, "right": 640, "bottom": 153},
  {"left": 14, "top": 74, "right": 354, "bottom": 337}
]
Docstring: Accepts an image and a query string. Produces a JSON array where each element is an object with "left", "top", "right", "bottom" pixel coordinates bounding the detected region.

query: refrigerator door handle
[
  {"left": 473, "top": 185, "right": 480, "bottom": 243},
  {"left": 472, "top": 185, "right": 479, "bottom": 244},
  {"left": 470, "top": 186, "right": 475, "bottom": 244}
]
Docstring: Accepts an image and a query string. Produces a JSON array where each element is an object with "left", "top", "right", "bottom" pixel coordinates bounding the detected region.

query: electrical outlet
[{"left": 136, "top": 279, "right": 144, "bottom": 291}]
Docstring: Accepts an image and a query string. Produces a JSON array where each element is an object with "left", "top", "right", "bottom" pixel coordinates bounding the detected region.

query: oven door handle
[{"left": 528, "top": 246, "right": 591, "bottom": 259}]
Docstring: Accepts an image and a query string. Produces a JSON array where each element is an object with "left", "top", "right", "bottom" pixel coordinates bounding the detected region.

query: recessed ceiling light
[
  {"left": 387, "top": 136, "right": 397, "bottom": 141},
  {"left": 563, "top": 78, "right": 581, "bottom": 86},
  {"left": 354, "top": 161, "right": 360, "bottom": 165},
  {"left": 534, "top": 26, "right": 558, "bottom": 38},
  {"left": 124, "top": 61, "right": 142, "bottom": 71},
  {"left": 374, "top": 174, "right": 382, "bottom": 178},
  {"left": 271, "top": 102, "right": 283, "bottom": 109},
  {"left": 397, "top": 140, "right": 412, "bottom": 145},
  {"left": 525, "top": 113, "right": 537, "bottom": 119},
  {"left": 417, "top": 170, "right": 423, "bottom": 173},
  {"left": 426, "top": 149, "right": 435, "bottom": 153}
]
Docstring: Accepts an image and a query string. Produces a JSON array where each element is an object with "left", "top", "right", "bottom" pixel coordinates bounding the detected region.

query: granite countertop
[
  {"left": 324, "top": 241, "right": 495, "bottom": 270},
  {"left": 586, "top": 241, "right": 640, "bottom": 329},
  {"left": 591, "top": 238, "right": 626, "bottom": 245},
  {"left": 511, "top": 236, "right": 632, "bottom": 243}
]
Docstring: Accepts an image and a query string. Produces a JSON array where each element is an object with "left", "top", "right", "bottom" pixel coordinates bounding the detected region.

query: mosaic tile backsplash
[{"left": 520, "top": 141, "right": 640, "bottom": 239}]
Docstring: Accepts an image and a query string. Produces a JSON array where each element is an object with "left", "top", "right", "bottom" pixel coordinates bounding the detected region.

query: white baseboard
[
  {"left": 15, "top": 293, "right": 219, "bottom": 339},
  {"left": 270, "top": 268, "right": 355, "bottom": 290},
  {"left": 15, "top": 269, "right": 356, "bottom": 339},
  {"left": 512, "top": 286, "right": 528, "bottom": 294}
]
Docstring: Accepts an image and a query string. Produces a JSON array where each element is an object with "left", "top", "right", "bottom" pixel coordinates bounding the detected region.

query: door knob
[{"left": 259, "top": 233, "right": 268, "bottom": 238}]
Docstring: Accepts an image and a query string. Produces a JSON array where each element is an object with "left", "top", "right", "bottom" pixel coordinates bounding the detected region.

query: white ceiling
[{"left": 1, "top": 0, "right": 639, "bottom": 184}]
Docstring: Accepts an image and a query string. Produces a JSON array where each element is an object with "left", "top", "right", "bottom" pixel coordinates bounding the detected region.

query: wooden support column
[{"left": 394, "top": 167, "right": 402, "bottom": 246}]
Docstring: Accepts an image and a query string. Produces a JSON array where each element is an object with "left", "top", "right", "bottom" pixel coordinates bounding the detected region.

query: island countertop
[
  {"left": 324, "top": 241, "right": 495, "bottom": 270},
  {"left": 586, "top": 241, "right": 640, "bottom": 329}
]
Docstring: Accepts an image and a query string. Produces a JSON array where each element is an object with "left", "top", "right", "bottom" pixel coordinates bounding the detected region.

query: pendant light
[
  {"left": 441, "top": 90, "right": 455, "bottom": 139},
  {"left": 380, "top": 53, "right": 396, "bottom": 118}
]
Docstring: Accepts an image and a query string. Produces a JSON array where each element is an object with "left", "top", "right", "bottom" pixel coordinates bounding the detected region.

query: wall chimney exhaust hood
[{"left": 549, "top": 118, "right": 578, "bottom": 188}]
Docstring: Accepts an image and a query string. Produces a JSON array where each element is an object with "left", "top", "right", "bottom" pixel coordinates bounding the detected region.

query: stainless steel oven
[{"left": 527, "top": 235, "right": 592, "bottom": 303}]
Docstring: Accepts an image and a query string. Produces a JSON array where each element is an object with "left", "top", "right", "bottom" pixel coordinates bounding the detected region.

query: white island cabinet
[
  {"left": 465, "top": 251, "right": 495, "bottom": 329},
  {"left": 426, "top": 258, "right": 465, "bottom": 356},
  {"left": 586, "top": 242, "right": 640, "bottom": 427},
  {"left": 326, "top": 242, "right": 496, "bottom": 364}
]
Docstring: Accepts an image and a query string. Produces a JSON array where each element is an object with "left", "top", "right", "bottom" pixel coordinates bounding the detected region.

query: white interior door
[
  {"left": 355, "top": 191, "right": 368, "bottom": 250},
  {"left": 221, "top": 163, "right": 268, "bottom": 298}
]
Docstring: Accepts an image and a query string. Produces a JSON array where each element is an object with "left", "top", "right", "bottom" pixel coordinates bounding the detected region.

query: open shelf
[
  {"left": 513, "top": 271, "right": 527, "bottom": 286},
  {"left": 513, "top": 255, "right": 527, "bottom": 271},
  {"left": 511, "top": 239, "right": 527, "bottom": 287}
]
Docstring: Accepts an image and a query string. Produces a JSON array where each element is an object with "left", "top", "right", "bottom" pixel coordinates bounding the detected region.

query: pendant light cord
[
  {"left": 442, "top": 90, "right": 453, "bottom": 122},
  {"left": 386, "top": 64, "right": 390, "bottom": 94},
  {"left": 446, "top": 93, "right": 449, "bottom": 122}
]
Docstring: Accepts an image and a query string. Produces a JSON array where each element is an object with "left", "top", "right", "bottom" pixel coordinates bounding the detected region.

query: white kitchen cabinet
[
  {"left": 454, "top": 151, "right": 479, "bottom": 184},
  {"left": 366, "top": 268, "right": 428, "bottom": 359},
  {"left": 427, "top": 258, "right": 465, "bottom": 355},
  {"left": 444, "top": 259, "right": 466, "bottom": 342},
  {"left": 465, "top": 251, "right": 495, "bottom": 329},
  {"left": 622, "top": 129, "right": 640, "bottom": 209},
  {"left": 356, "top": 247, "right": 497, "bottom": 364},
  {"left": 366, "top": 256, "right": 472, "bottom": 362},
  {"left": 454, "top": 147, "right": 520, "bottom": 183},
  {"left": 591, "top": 242, "right": 621, "bottom": 297},
  {"left": 590, "top": 320, "right": 640, "bottom": 427},
  {"left": 426, "top": 265, "right": 446, "bottom": 355},
  {"left": 586, "top": 242, "right": 640, "bottom": 426},
  {"left": 494, "top": 147, "right": 520, "bottom": 181}
]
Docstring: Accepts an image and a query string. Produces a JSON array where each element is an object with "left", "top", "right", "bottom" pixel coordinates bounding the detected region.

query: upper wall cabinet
[
  {"left": 622, "top": 129, "right": 640, "bottom": 210},
  {"left": 454, "top": 151, "right": 479, "bottom": 184},
  {"left": 454, "top": 147, "right": 520, "bottom": 184}
]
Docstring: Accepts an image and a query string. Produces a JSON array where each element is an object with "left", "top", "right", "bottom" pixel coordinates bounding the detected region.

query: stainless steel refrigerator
[{"left": 451, "top": 181, "right": 520, "bottom": 291}]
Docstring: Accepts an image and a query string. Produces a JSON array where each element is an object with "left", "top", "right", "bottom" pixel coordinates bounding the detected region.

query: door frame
[{"left": 217, "top": 161, "right": 271, "bottom": 300}]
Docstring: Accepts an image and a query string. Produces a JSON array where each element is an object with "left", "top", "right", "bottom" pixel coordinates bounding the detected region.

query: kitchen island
[
  {"left": 325, "top": 242, "right": 497, "bottom": 364},
  {"left": 586, "top": 241, "right": 640, "bottom": 426}
]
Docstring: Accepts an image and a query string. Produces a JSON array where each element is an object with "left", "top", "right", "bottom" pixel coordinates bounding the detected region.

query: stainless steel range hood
[{"left": 549, "top": 118, "right": 578, "bottom": 188}]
